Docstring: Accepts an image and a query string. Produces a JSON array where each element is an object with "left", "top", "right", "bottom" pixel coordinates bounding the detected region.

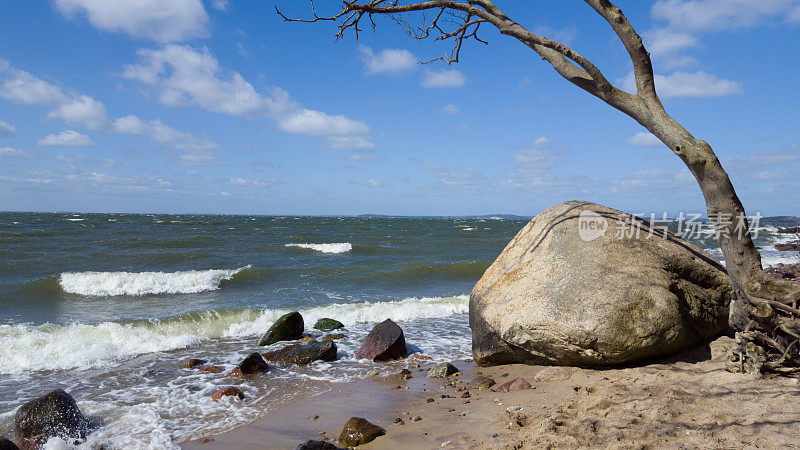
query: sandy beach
[{"left": 183, "top": 335, "right": 800, "bottom": 449}]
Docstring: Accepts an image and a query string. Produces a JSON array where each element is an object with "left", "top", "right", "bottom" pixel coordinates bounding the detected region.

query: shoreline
[{"left": 183, "top": 336, "right": 800, "bottom": 449}]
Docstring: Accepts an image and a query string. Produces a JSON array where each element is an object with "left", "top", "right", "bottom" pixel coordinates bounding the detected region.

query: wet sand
[{"left": 184, "top": 336, "right": 800, "bottom": 449}]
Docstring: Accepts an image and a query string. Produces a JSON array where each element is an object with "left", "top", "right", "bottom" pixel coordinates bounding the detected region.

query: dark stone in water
[
  {"left": 199, "top": 365, "right": 223, "bottom": 374},
  {"left": 314, "top": 318, "right": 344, "bottom": 331},
  {"left": 354, "top": 319, "right": 407, "bottom": 361},
  {"left": 211, "top": 387, "right": 245, "bottom": 401},
  {"left": 427, "top": 362, "right": 459, "bottom": 378},
  {"left": 0, "top": 437, "right": 18, "bottom": 450},
  {"left": 184, "top": 358, "right": 207, "bottom": 369},
  {"left": 338, "top": 417, "right": 385, "bottom": 447},
  {"left": 226, "top": 353, "right": 270, "bottom": 378},
  {"left": 258, "top": 312, "right": 304, "bottom": 346},
  {"left": 775, "top": 241, "right": 800, "bottom": 251},
  {"left": 14, "top": 389, "right": 91, "bottom": 450},
  {"left": 320, "top": 333, "right": 346, "bottom": 341},
  {"left": 262, "top": 340, "right": 337, "bottom": 365},
  {"left": 295, "top": 439, "right": 342, "bottom": 450}
]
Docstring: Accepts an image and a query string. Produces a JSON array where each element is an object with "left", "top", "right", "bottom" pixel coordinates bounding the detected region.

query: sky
[{"left": 0, "top": 0, "right": 798, "bottom": 216}]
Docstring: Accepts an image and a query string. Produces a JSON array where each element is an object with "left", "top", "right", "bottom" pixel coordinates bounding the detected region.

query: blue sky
[{"left": 0, "top": 0, "right": 798, "bottom": 216}]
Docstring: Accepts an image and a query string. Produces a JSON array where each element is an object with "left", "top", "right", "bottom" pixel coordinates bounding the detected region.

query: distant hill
[{"left": 763, "top": 216, "right": 800, "bottom": 224}]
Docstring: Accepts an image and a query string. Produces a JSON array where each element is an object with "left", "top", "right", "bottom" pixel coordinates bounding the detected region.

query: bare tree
[{"left": 279, "top": 0, "right": 800, "bottom": 374}]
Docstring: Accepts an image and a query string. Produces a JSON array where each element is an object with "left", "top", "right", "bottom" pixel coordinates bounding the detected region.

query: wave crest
[
  {"left": 58, "top": 266, "right": 252, "bottom": 296},
  {"left": 285, "top": 243, "right": 352, "bottom": 254}
]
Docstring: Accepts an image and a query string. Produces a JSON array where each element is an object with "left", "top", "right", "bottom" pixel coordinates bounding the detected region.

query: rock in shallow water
[
  {"left": 211, "top": 387, "right": 245, "bottom": 401},
  {"left": 470, "top": 201, "right": 731, "bottom": 367},
  {"left": 14, "top": 389, "right": 92, "bottom": 450},
  {"left": 258, "top": 311, "right": 304, "bottom": 346},
  {"left": 262, "top": 340, "right": 338, "bottom": 365},
  {"left": 226, "top": 352, "right": 269, "bottom": 378},
  {"left": 427, "top": 362, "right": 459, "bottom": 378},
  {"left": 0, "top": 437, "right": 18, "bottom": 450},
  {"left": 320, "top": 333, "right": 346, "bottom": 341},
  {"left": 355, "top": 319, "right": 407, "bottom": 361},
  {"left": 314, "top": 318, "right": 344, "bottom": 331},
  {"left": 338, "top": 417, "right": 385, "bottom": 447},
  {"left": 296, "top": 440, "right": 342, "bottom": 450}
]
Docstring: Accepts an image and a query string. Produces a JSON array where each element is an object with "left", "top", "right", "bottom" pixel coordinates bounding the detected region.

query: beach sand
[{"left": 184, "top": 336, "right": 800, "bottom": 449}]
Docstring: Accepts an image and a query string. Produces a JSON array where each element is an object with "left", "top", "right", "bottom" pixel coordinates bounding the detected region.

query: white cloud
[
  {"left": 652, "top": 0, "right": 800, "bottom": 33},
  {"left": 123, "top": 45, "right": 374, "bottom": 151},
  {"left": 112, "top": 115, "right": 216, "bottom": 150},
  {"left": 644, "top": 29, "right": 699, "bottom": 68},
  {"left": 359, "top": 178, "right": 381, "bottom": 187},
  {"left": 620, "top": 71, "right": 742, "bottom": 98},
  {"left": 440, "top": 104, "right": 459, "bottom": 115},
  {"left": 37, "top": 130, "right": 95, "bottom": 147},
  {"left": 53, "top": 0, "right": 209, "bottom": 43},
  {"left": 358, "top": 47, "right": 417, "bottom": 75},
  {"left": 629, "top": 132, "right": 663, "bottom": 147},
  {"left": 326, "top": 135, "right": 375, "bottom": 150},
  {"left": 0, "top": 66, "right": 67, "bottom": 105},
  {"left": 211, "top": 0, "right": 229, "bottom": 11},
  {"left": 279, "top": 109, "right": 369, "bottom": 136},
  {"left": 0, "top": 146, "right": 26, "bottom": 157},
  {"left": 439, "top": 169, "right": 485, "bottom": 187},
  {"left": 0, "top": 120, "right": 15, "bottom": 136},
  {"left": 420, "top": 69, "right": 466, "bottom": 88},
  {"left": 47, "top": 95, "right": 110, "bottom": 130}
]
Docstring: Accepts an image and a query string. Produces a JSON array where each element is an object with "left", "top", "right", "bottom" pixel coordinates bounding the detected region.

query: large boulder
[
  {"left": 471, "top": 201, "right": 731, "bottom": 367},
  {"left": 14, "top": 389, "right": 90, "bottom": 449},
  {"left": 262, "top": 340, "right": 338, "bottom": 365},
  {"left": 0, "top": 437, "right": 19, "bottom": 450},
  {"left": 258, "top": 311, "right": 304, "bottom": 346},
  {"left": 355, "top": 319, "right": 407, "bottom": 361}
]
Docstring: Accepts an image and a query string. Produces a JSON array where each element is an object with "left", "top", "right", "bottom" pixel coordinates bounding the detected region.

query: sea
[{"left": 0, "top": 212, "right": 797, "bottom": 448}]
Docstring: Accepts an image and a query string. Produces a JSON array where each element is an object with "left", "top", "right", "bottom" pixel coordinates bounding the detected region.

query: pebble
[
  {"left": 367, "top": 370, "right": 379, "bottom": 377},
  {"left": 506, "top": 406, "right": 523, "bottom": 411},
  {"left": 462, "top": 400, "right": 470, "bottom": 404},
  {"left": 441, "top": 441, "right": 452, "bottom": 447},
  {"left": 311, "top": 415, "right": 319, "bottom": 421},
  {"left": 493, "top": 398, "right": 500, "bottom": 403},
  {"left": 426, "top": 398, "right": 435, "bottom": 403},
  {"left": 460, "top": 410, "right": 470, "bottom": 416},
  {"left": 461, "top": 391, "right": 471, "bottom": 398}
]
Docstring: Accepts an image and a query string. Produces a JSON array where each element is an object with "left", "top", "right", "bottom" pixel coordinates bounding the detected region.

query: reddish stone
[
  {"left": 494, "top": 377, "right": 532, "bottom": 392},
  {"left": 211, "top": 387, "right": 245, "bottom": 401}
]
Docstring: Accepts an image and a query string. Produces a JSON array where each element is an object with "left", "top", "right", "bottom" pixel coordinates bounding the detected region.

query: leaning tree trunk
[{"left": 283, "top": 0, "right": 800, "bottom": 375}]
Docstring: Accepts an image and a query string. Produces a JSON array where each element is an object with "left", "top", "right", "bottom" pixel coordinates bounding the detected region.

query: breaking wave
[
  {"left": 285, "top": 243, "right": 352, "bottom": 253},
  {"left": 58, "top": 266, "right": 253, "bottom": 296},
  {"left": 0, "top": 295, "right": 468, "bottom": 374}
]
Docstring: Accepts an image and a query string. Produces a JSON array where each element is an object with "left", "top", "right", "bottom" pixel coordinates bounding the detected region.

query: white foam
[
  {"left": 66, "top": 218, "right": 83, "bottom": 222},
  {"left": 285, "top": 243, "right": 352, "bottom": 253},
  {"left": 59, "top": 266, "right": 250, "bottom": 297},
  {"left": 0, "top": 295, "right": 468, "bottom": 374}
]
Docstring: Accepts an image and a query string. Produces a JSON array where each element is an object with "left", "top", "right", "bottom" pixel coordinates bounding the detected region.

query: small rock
[
  {"left": 441, "top": 441, "right": 452, "bottom": 447},
  {"left": 227, "top": 352, "right": 269, "bottom": 378},
  {"left": 299, "top": 336, "right": 315, "bottom": 343},
  {"left": 355, "top": 319, "right": 407, "bottom": 361},
  {"left": 426, "top": 398, "right": 434, "bottom": 403},
  {"left": 14, "top": 389, "right": 92, "bottom": 449},
  {"left": 321, "top": 333, "right": 346, "bottom": 341},
  {"left": 470, "top": 375, "right": 496, "bottom": 389},
  {"left": 0, "top": 437, "right": 19, "bottom": 450},
  {"left": 448, "top": 408, "right": 455, "bottom": 412},
  {"left": 295, "top": 439, "right": 341, "bottom": 450},
  {"left": 427, "top": 362, "right": 459, "bottom": 378},
  {"left": 412, "top": 416, "right": 422, "bottom": 422},
  {"left": 495, "top": 378, "right": 532, "bottom": 393},
  {"left": 199, "top": 365, "right": 223, "bottom": 374},
  {"left": 258, "top": 311, "right": 304, "bottom": 346},
  {"left": 262, "top": 341, "right": 337, "bottom": 365},
  {"left": 459, "top": 410, "right": 470, "bottom": 416},
  {"left": 506, "top": 406, "right": 523, "bottom": 412},
  {"left": 338, "top": 417, "right": 386, "bottom": 447},
  {"left": 314, "top": 318, "right": 345, "bottom": 331},
  {"left": 184, "top": 358, "right": 207, "bottom": 368},
  {"left": 534, "top": 367, "right": 573, "bottom": 382},
  {"left": 367, "top": 370, "right": 379, "bottom": 377},
  {"left": 212, "top": 387, "right": 245, "bottom": 401},
  {"left": 461, "top": 391, "right": 471, "bottom": 398},
  {"left": 312, "top": 415, "right": 319, "bottom": 421},
  {"left": 462, "top": 400, "right": 470, "bottom": 404}
]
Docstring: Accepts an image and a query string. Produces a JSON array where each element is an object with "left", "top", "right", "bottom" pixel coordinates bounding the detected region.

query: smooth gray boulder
[{"left": 470, "top": 201, "right": 730, "bottom": 367}]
